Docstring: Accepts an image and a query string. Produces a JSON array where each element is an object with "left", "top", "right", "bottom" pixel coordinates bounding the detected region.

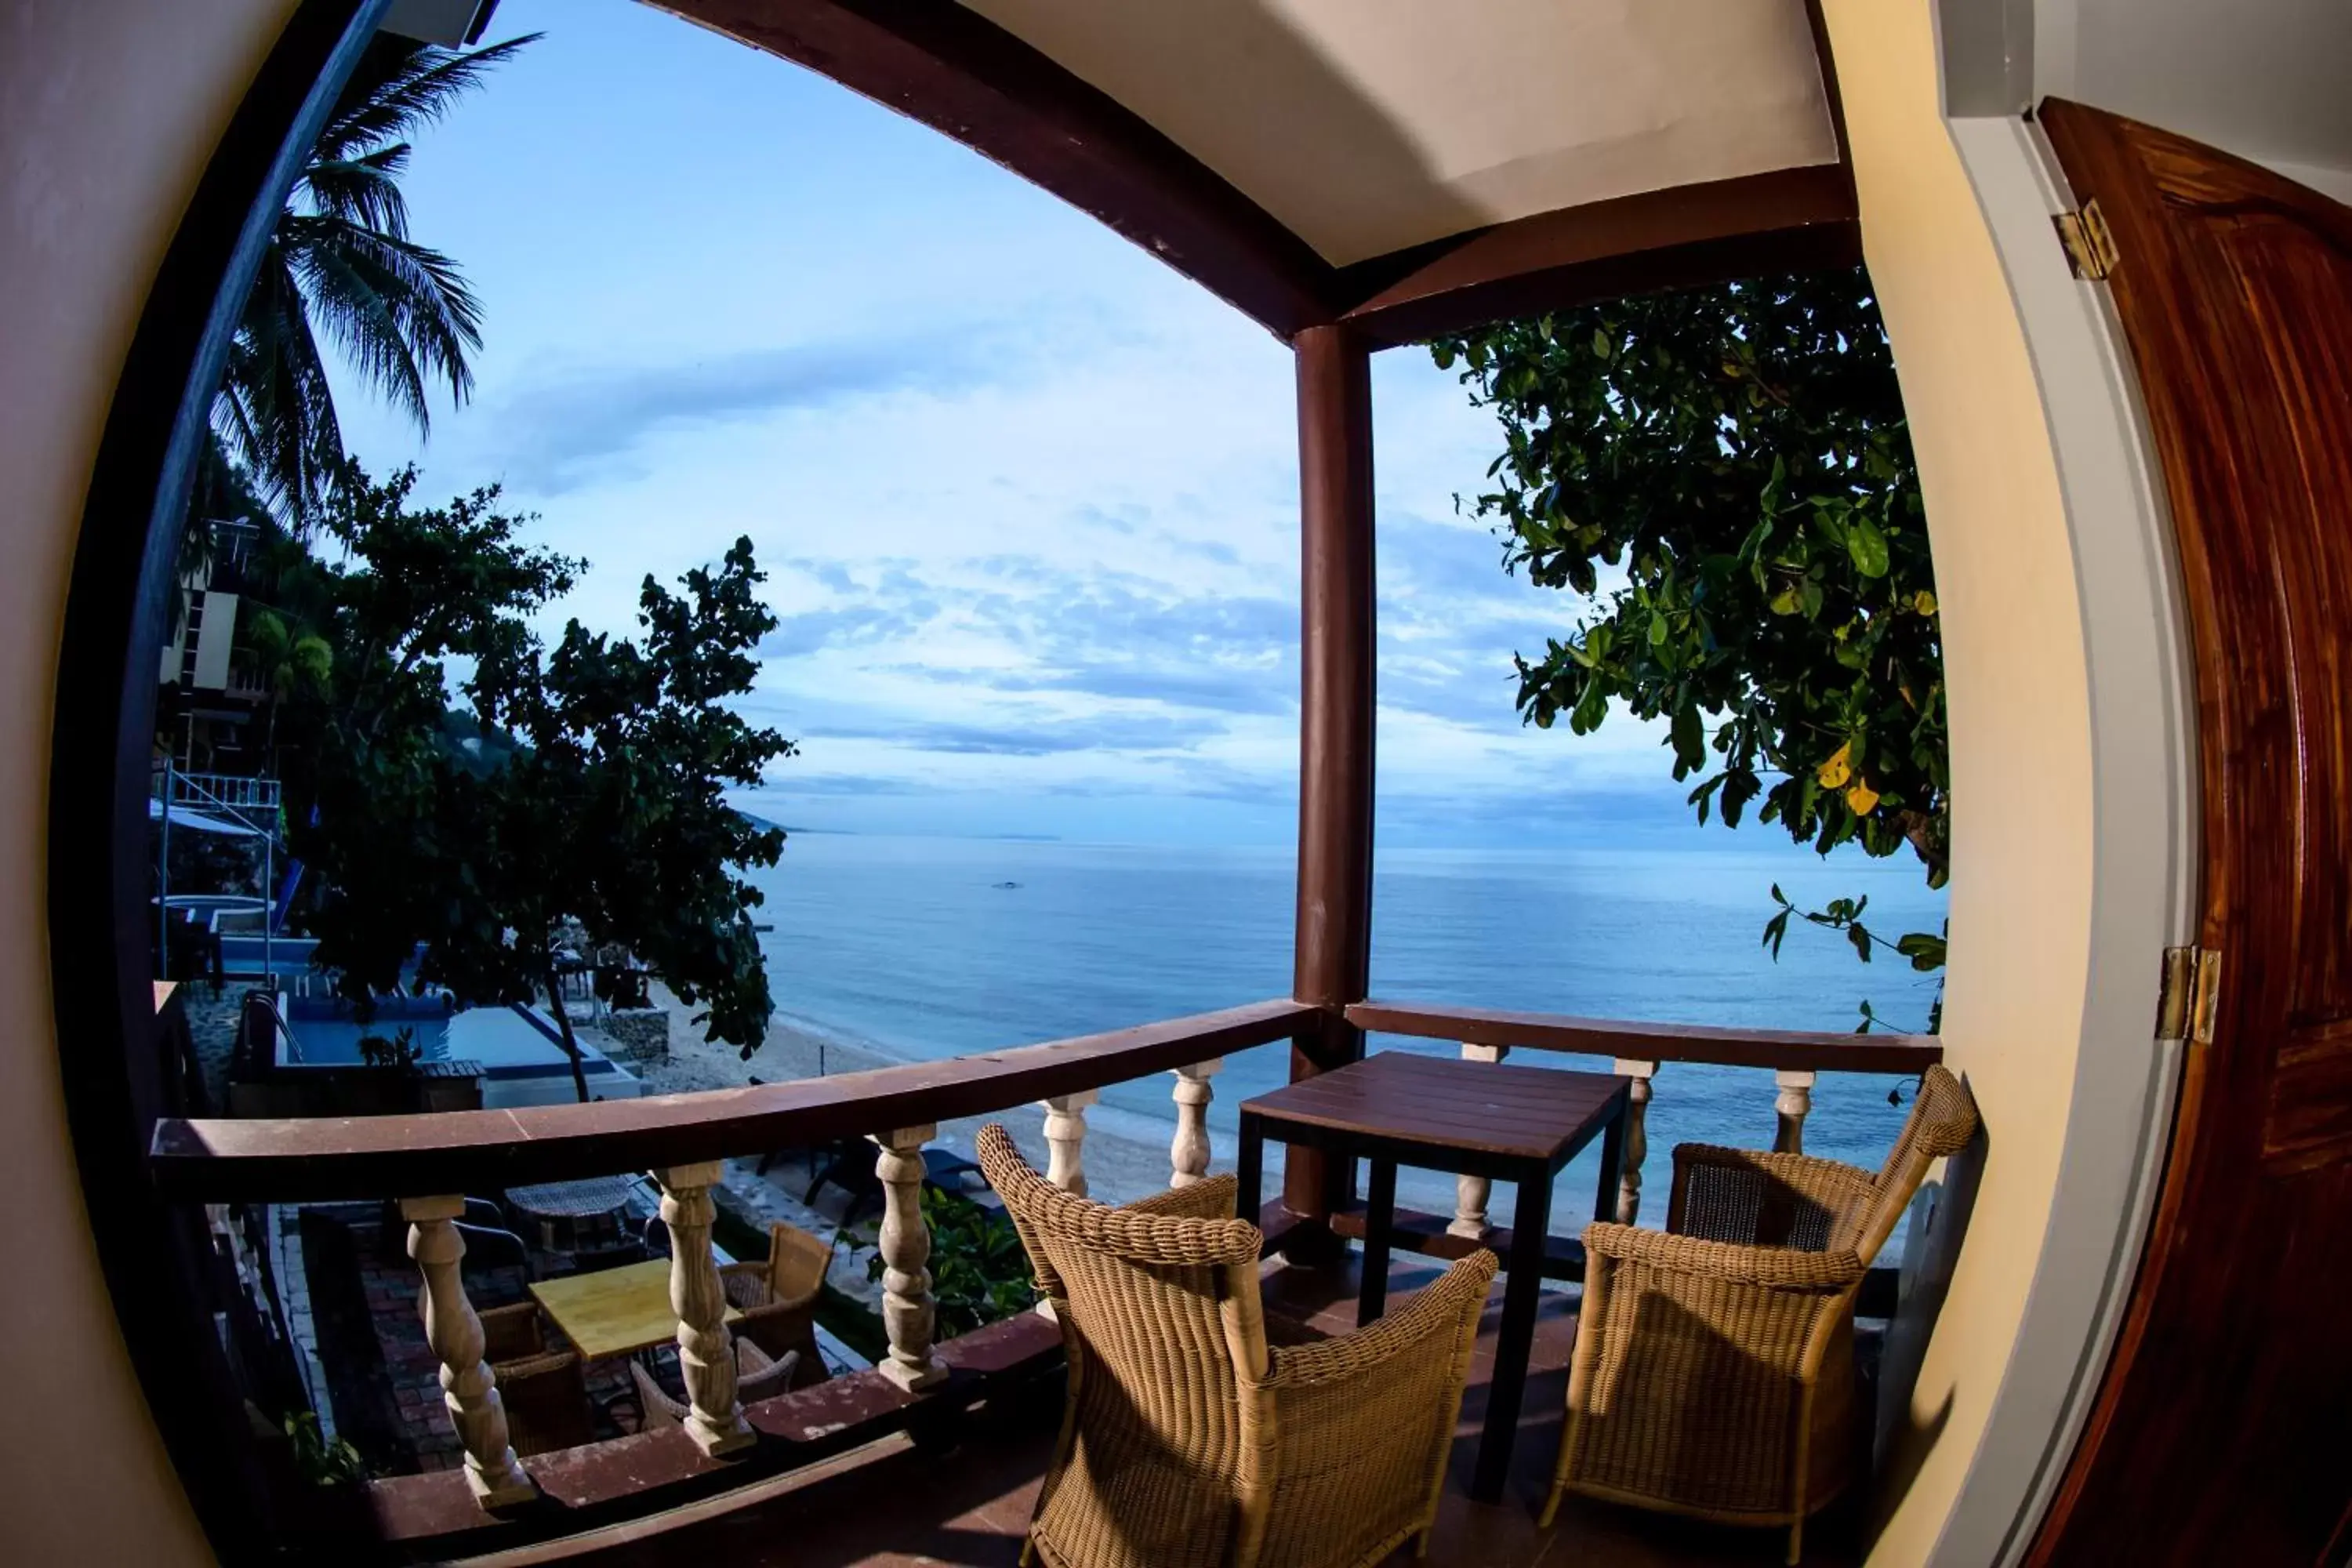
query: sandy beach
[{"left": 623, "top": 983, "right": 1199, "bottom": 1205}]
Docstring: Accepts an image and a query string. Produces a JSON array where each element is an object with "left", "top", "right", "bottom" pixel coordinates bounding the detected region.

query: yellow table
[{"left": 528, "top": 1258, "right": 742, "bottom": 1361}]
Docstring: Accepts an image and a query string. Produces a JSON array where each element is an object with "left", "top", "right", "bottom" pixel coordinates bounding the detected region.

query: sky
[{"left": 328, "top": 0, "right": 1696, "bottom": 848}]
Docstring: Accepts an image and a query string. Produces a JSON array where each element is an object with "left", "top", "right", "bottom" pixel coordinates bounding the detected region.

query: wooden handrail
[
  {"left": 1346, "top": 999, "right": 1940, "bottom": 1073},
  {"left": 149, "top": 998, "right": 1315, "bottom": 1203}
]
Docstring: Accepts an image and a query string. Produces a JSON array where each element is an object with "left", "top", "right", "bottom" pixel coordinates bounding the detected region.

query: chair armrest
[
  {"left": 718, "top": 1261, "right": 771, "bottom": 1310},
  {"left": 1120, "top": 1172, "right": 1239, "bottom": 1223},
  {"left": 1261, "top": 1250, "right": 1497, "bottom": 1392},
  {"left": 1583, "top": 1221, "right": 1865, "bottom": 1292},
  {"left": 1668, "top": 1143, "right": 1878, "bottom": 1247}
]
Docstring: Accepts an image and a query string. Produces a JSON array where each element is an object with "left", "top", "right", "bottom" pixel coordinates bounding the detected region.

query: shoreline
[{"left": 626, "top": 984, "right": 1199, "bottom": 1204}]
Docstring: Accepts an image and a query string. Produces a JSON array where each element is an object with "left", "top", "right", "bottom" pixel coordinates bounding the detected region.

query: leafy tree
[
  {"left": 1433, "top": 267, "right": 1948, "bottom": 1022},
  {"left": 213, "top": 32, "right": 535, "bottom": 519},
  {"left": 272, "top": 463, "right": 794, "bottom": 1099}
]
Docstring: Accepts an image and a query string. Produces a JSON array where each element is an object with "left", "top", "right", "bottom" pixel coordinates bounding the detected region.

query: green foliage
[
  {"left": 1433, "top": 267, "right": 1947, "bottom": 883},
  {"left": 214, "top": 32, "right": 535, "bottom": 519},
  {"left": 867, "top": 1187, "right": 1035, "bottom": 1338},
  {"left": 282, "top": 1411, "right": 368, "bottom": 1486},
  {"left": 1435, "top": 268, "right": 1950, "bottom": 1019},
  {"left": 267, "top": 461, "right": 795, "bottom": 1096},
  {"left": 354, "top": 1025, "right": 420, "bottom": 1071}
]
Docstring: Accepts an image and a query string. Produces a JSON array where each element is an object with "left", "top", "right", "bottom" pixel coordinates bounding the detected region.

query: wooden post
[
  {"left": 401, "top": 1196, "right": 534, "bottom": 1507},
  {"left": 1037, "top": 1090, "right": 1098, "bottom": 1197},
  {"left": 1774, "top": 1069, "right": 1816, "bottom": 1154},
  {"left": 1613, "top": 1060, "right": 1658, "bottom": 1224},
  {"left": 651, "top": 1163, "right": 753, "bottom": 1455},
  {"left": 1290, "top": 321, "right": 1376, "bottom": 1229},
  {"left": 1449, "top": 1043, "right": 1509, "bottom": 1238},
  {"left": 870, "top": 1126, "right": 948, "bottom": 1391},
  {"left": 1170, "top": 1059, "right": 1222, "bottom": 1187}
]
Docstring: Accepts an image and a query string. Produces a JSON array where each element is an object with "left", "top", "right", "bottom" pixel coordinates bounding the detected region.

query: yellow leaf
[
  {"left": 1913, "top": 590, "right": 1939, "bottom": 616},
  {"left": 1847, "top": 779, "right": 1881, "bottom": 815},
  {"left": 1817, "top": 742, "right": 1853, "bottom": 789}
]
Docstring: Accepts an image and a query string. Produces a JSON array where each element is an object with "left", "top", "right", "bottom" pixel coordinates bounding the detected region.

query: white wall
[
  {"left": 1820, "top": 3, "right": 2198, "bottom": 1564},
  {"left": 0, "top": 2, "right": 299, "bottom": 1562}
]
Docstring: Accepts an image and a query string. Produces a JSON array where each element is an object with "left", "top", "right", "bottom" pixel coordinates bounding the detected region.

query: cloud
[
  {"left": 757, "top": 602, "right": 936, "bottom": 658},
  {"left": 799, "top": 712, "right": 1213, "bottom": 757},
  {"left": 482, "top": 329, "right": 1014, "bottom": 494}
]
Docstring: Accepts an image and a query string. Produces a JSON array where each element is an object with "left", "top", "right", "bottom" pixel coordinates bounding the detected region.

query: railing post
[
  {"left": 1290, "top": 321, "right": 1376, "bottom": 1233},
  {"left": 1613, "top": 1059, "right": 1658, "bottom": 1224},
  {"left": 870, "top": 1125, "right": 948, "bottom": 1392},
  {"left": 1037, "top": 1090, "right": 1098, "bottom": 1197},
  {"left": 1170, "top": 1058, "right": 1223, "bottom": 1188},
  {"left": 1774, "top": 1069, "right": 1817, "bottom": 1154},
  {"left": 651, "top": 1163, "right": 753, "bottom": 1454},
  {"left": 401, "top": 1196, "right": 534, "bottom": 1507},
  {"left": 1449, "top": 1044, "right": 1509, "bottom": 1239}
]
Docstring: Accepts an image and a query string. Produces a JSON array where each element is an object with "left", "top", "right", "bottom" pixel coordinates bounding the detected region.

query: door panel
[{"left": 2031, "top": 100, "right": 2352, "bottom": 1566}]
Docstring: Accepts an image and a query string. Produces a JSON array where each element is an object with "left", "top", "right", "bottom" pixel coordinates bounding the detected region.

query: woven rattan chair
[
  {"left": 630, "top": 1339, "right": 800, "bottom": 1430},
  {"left": 495, "top": 1348, "right": 595, "bottom": 1457},
  {"left": 1541, "top": 1062, "right": 1979, "bottom": 1563},
  {"left": 975, "top": 1123, "right": 1497, "bottom": 1568},
  {"left": 718, "top": 1221, "right": 831, "bottom": 1387}
]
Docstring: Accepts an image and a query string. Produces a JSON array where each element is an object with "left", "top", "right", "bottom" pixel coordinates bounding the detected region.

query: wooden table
[
  {"left": 1236, "top": 1051, "right": 1629, "bottom": 1502},
  {"left": 528, "top": 1258, "right": 742, "bottom": 1362}
]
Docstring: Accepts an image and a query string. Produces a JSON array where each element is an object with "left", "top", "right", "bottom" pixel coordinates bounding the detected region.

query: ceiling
[{"left": 955, "top": 0, "right": 1842, "bottom": 266}]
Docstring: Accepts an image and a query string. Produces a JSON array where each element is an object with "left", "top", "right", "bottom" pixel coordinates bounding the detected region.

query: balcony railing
[{"left": 147, "top": 996, "right": 1940, "bottom": 1555}]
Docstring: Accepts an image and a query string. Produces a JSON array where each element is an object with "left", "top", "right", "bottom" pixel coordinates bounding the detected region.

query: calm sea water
[{"left": 747, "top": 833, "right": 1946, "bottom": 1224}]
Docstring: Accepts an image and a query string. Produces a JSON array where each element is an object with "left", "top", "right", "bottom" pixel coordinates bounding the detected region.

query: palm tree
[{"left": 212, "top": 31, "right": 536, "bottom": 521}]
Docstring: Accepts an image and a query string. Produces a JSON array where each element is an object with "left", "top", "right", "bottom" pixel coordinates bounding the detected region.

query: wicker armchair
[
  {"left": 631, "top": 1340, "right": 800, "bottom": 1431},
  {"left": 718, "top": 1221, "right": 832, "bottom": 1387},
  {"left": 478, "top": 1301, "right": 550, "bottom": 1366},
  {"left": 495, "top": 1348, "right": 595, "bottom": 1457},
  {"left": 975, "top": 1123, "right": 1497, "bottom": 1568},
  {"left": 1542, "top": 1063, "right": 1980, "bottom": 1563}
]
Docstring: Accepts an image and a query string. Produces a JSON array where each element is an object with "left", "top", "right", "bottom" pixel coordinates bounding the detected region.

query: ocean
[{"left": 747, "top": 832, "right": 1947, "bottom": 1228}]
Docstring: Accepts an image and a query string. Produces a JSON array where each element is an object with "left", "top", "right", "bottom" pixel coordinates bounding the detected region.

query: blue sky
[{"left": 329, "top": 0, "right": 1696, "bottom": 848}]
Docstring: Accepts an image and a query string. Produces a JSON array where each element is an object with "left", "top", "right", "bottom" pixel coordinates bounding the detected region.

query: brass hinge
[
  {"left": 2155, "top": 946, "right": 2222, "bottom": 1044},
  {"left": 2055, "top": 198, "right": 2121, "bottom": 280}
]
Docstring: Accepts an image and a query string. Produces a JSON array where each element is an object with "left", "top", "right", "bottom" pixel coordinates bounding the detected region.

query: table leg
[
  {"left": 1474, "top": 1163, "right": 1553, "bottom": 1503},
  {"left": 1593, "top": 1092, "right": 1628, "bottom": 1225},
  {"left": 1236, "top": 1112, "right": 1264, "bottom": 1233},
  {"left": 1357, "top": 1157, "right": 1397, "bottom": 1325}
]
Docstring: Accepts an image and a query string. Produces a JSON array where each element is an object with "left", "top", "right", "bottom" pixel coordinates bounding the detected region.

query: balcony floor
[{"left": 576, "top": 1257, "right": 1866, "bottom": 1568}]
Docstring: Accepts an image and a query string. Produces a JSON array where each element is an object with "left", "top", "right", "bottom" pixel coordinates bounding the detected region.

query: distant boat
[{"left": 993, "top": 880, "right": 1022, "bottom": 890}]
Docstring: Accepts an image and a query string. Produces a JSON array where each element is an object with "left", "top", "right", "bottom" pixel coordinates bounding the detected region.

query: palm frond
[
  {"left": 298, "top": 143, "right": 412, "bottom": 235},
  {"left": 313, "top": 34, "right": 539, "bottom": 165},
  {"left": 285, "top": 215, "right": 485, "bottom": 423},
  {"left": 217, "top": 241, "right": 344, "bottom": 519}
]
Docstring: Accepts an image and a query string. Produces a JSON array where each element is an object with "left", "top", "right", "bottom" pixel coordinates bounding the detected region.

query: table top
[
  {"left": 528, "top": 1258, "right": 741, "bottom": 1361},
  {"left": 506, "top": 1175, "right": 639, "bottom": 1218},
  {"left": 1240, "top": 1051, "right": 1625, "bottom": 1169}
]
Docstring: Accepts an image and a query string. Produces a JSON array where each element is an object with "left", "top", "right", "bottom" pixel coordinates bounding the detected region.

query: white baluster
[
  {"left": 871, "top": 1126, "right": 948, "bottom": 1391},
  {"left": 651, "top": 1163, "right": 753, "bottom": 1454},
  {"left": 401, "top": 1196, "right": 534, "bottom": 1507},
  {"left": 1774, "top": 1069, "right": 1817, "bottom": 1154},
  {"left": 1449, "top": 1044, "right": 1510, "bottom": 1239},
  {"left": 1170, "top": 1058, "right": 1223, "bottom": 1188},
  {"left": 1613, "top": 1059, "right": 1658, "bottom": 1225},
  {"left": 1037, "top": 1090, "right": 1098, "bottom": 1197}
]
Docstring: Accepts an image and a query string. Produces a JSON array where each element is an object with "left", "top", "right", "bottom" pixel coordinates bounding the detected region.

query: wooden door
[{"left": 2031, "top": 100, "right": 2352, "bottom": 1566}]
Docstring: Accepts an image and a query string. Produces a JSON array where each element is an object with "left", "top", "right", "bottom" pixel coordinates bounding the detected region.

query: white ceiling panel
[{"left": 959, "top": 0, "right": 1842, "bottom": 264}]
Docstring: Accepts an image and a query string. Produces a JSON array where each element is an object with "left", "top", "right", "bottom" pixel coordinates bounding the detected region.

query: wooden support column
[{"left": 1290, "top": 323, "right": 1376, "bottom": 1227}]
